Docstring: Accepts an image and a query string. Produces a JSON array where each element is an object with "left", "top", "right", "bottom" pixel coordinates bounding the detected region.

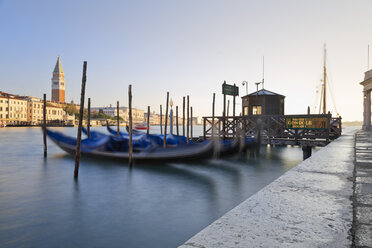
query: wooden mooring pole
[
  {"left": 164, "top": 92, "right": 169, "bottom": 148},
  {"left": 233, "top": 84, "right": 236, "bottom": 117},
  {"left": 147, "top": 106, "right": 150, "bottom": 135},
  {"left": 160, "top": 105, "right": 163, "bottom": 135},
  {"left": 187, "top": 95, "right": 190, "bottom": 143},
  {"left": 87, "top": 97, "right": 91, "bottom": 137},
  {"left": 43, "top": 93, "right": 47, "bottom": 157},
  {"left": 223, "top": 81, "right": 226, "bottom": 139},
  {"left": 176, "top": 106, "right": 179, "bottom": 136},
  {"left": 128, "top": 85, "right": 133, "bottom": 167},
  {"left": 233, "top": 84, "right": 236, "bottom": 137},
  {"left": 182, "top": 96, "right": 185, "bottom": 136},
  {"left": 255, "top": 120, "right": 261, "bottom": 153},
  {"left": 191, "top": 106, "right": 193, "bottom": 139},
  {"left": 227, "top": 99, "right": 230, "bottom": 116},
  {"left": 74, "top": 61, "right": 87, "bottom": 179},
  {"left": 302, "top": 145, "right": 312, "bottom": 160},
  {"left": 117, "top": 101, "right": 120, "bottom": 136},
  {"left": 212, "top": 93, "right": 215, "bottom": 138}
]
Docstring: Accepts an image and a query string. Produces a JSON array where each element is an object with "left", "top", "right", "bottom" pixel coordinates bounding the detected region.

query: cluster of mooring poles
[
  {"left": 157, "top": 94, "right": 193, "bottom": 143},
  {"left": 42, "top": 61, "right": 195, "bottom": 178}
]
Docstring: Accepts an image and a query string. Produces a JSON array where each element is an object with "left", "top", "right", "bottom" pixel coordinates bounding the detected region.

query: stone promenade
[
  {"left": 180, "top": 129, "right": 360, "bottom": 248},
  {"left": 353, "top": 130, "right": 372, "bottom": 247}
]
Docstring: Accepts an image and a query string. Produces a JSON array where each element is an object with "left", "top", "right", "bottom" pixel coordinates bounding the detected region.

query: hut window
[
  {"left": 243, "top": 107, "right": 249, "bottom": 116},
  {"left": 252, "top": 105, "right": 262, "bottom": 115}
]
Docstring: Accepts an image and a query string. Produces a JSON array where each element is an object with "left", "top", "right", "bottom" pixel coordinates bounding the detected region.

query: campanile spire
[{"left": 51, "top": 56, "right": 65, "bottom": 103}]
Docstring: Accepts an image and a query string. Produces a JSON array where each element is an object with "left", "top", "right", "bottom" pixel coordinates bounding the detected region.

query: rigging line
[
  {"left": 319, "top": 82, "right": 323, "bottom": 114},
  {"left": 313, "top": 53, "right": 324, "bottom": 114},
  {"left": 326, "top": 74, "right": 339, "bottom": 116},
  {"left": 325, "top": 53, "right": 339, "bottom": 116},
  {"left": 313, "top": 85, "right": 320, "bottom": 114}
]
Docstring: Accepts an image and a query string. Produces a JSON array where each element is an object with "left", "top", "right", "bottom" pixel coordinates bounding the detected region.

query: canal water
[{"left": 0, "top": 126, "right": 305, "bottom": 247}]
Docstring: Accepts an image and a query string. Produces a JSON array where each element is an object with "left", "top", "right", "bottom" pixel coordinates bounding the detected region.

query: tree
[{"left": 63, "top": 104, "right": 79, "bottom": 116}]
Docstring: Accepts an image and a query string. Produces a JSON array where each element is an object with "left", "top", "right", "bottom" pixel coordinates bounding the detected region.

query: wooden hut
[{"left": 241, "top": 89, "right": 285, "bottom": 116}]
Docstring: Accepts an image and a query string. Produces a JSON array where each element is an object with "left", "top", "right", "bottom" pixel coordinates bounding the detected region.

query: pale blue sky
[{"left": 0, "top": 0, "right": 371, "bottom": 121}]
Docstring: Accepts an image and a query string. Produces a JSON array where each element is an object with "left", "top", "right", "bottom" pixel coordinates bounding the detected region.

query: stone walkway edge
[
  {"left": 353, "top": 131, "right": 372, "bottom": 247},
  {"left": 179, "top": 130, "right": 356, "bottom": 248}
]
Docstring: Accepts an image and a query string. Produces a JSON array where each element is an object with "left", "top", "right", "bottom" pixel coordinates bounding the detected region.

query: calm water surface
[{"left": 0, "top": 126, "right": 305, "bottom": 247}]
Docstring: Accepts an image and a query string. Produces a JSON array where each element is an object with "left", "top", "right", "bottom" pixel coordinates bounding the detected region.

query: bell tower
[{"left": 51, "top": 56, "right": 65, "bottom": 103}]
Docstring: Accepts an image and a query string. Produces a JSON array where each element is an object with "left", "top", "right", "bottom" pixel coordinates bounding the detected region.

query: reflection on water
[{"left": 0, "top": 127, "right": 305, "bottom": 248}]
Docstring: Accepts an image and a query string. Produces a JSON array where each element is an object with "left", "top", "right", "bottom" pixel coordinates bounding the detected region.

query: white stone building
[
  {"left": 0, "top": 91, "right": 28, "bottom": 125},
  {"left": 26, "top": 97, "right": 66, "bottom": 125},
  {"left": 92, "top": 106, "right": 145, "bottom": 123}
]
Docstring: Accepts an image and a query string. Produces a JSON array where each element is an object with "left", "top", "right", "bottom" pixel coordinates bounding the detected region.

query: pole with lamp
[
  {"left": 242, "top": 81, "right": 249, "bottom": 95},
  {"left": 170, "top": 98, "right": 174, "bottom": 135},
  {"left": 255, "top": 82, "right": 262, "bottom": 97}
]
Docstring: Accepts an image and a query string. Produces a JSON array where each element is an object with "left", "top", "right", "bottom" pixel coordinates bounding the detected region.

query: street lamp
[
  {"left": 242, "top": 81, "right": 248, "bottom": 95},
  {"left": 254, "top": 82, "right": 262, "bottom": 95}
]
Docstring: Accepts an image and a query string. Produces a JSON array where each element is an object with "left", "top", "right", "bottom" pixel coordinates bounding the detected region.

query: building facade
[
  {"left": 0, "top": 91, "right": 28, "bottom": 125},
  {"left": 360, "top": 69, "right": 372, "bottom": 130},
  {"left": 27, "top": 97, "right": 66, "bottom": 125},
  {"left": 93, "top": 106, "right": 145, "bottom": 123},
  {"left": 51, "top": 56, "right": 65, "bottom": 103}
]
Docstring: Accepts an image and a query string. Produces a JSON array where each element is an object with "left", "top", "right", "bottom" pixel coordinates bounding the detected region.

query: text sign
[
  {"left": 222, "top": 83, "right": 239, "bottom": 96},
  {"left": 285, "top": 117, "right": 328, "bottom": 130}
]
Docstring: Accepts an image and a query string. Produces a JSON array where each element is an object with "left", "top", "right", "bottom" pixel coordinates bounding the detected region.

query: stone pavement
[
  {"left": 354, "top": 131, "right": 372, "bottom": 247},
  {"left": 180, "top": 130, "right": 356, "bottom": 248}
]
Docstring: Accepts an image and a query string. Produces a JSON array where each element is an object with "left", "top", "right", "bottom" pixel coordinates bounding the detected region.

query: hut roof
[{"left": 247, "top": 89, "right": 285, "bottom": 97}]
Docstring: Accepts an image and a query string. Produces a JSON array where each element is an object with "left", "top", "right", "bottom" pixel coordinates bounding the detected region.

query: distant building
[
  {"left": 241, "top": 89, "right": 285, "bottom": 116},
  {"left": 92, "top": 106, "right": 145, "bottom": 123},
  {"left": 51, "top": 56, "right": 65, "bottom": 103},
  {"left": 0, "top": 91, "right": 28, "bottom": 125},
  {"left": 26, "top": 97, "right": 66, "bottom": 125}
]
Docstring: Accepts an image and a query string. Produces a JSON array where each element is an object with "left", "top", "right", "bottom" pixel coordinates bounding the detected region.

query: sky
[{"left": 0, "top": 0, "right": 371, "bottom": 121}]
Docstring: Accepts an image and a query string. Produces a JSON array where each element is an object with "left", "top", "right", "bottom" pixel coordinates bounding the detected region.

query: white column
[{"left": 363, "top": 90, "right": 371, "bottom": 130}]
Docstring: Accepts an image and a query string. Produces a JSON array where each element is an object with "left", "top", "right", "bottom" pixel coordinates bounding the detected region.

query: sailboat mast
[
  {"left": 323, "top": 44, "right": 327, "bottom": 114},
  {"left": 262, "top": 56, "right": 265, "bottom": 89}
]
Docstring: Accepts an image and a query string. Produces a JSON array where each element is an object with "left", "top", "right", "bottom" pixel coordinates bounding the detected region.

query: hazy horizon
[{"left": 1, "top": 0, "right": 371, "bottom": 121}]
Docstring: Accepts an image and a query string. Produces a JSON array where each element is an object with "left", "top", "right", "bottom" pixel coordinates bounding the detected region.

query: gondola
[
  {"left": 46, "top": 128, "right": 214, "bottom": 162},
  {"left": 107, "top": 124, "right": 188, "bottom": 146},
  {"left": 218, "top": 138, "right": 240, "bottom": 157}
]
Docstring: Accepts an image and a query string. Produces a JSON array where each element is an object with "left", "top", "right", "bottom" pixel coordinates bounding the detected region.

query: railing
[{"left": 203, "top": 114, "right": 342, "bottom": 146}]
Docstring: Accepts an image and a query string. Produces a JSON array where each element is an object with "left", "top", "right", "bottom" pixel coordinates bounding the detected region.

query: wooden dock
[{"left": 203, "top": 114, "right": 342, "bottom": 147}]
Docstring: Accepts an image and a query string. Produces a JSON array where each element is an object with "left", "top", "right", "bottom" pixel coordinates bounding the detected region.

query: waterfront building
[
  {"left": 63, "top": 114, "right": 75, "bottom": 126},
  {"left": 360, "top": 68, "right": 372, "bottom": 130},
  {"left": 241, "top": 89, "right": 285, "bottom": 116},
  {"left": 144, "top": 112, "right": 167, "bottom": 125},
  {"left": 195, "top": 116, "right": 203, "bottom": 125},
  {"left": 144, "top": 113, "right": 174, "bottom": 125},
  {"left": 0, "top": 91, "right": 28, "bottom": 125},
  {"left": 92, "top": 106, "right": 145, "bottom": 124},
  {"left": 51, "top": 56, "right": 65, "bottom": 103},
  {"left": 26, "top": 97, "right": 66, "bottom": 125}
]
